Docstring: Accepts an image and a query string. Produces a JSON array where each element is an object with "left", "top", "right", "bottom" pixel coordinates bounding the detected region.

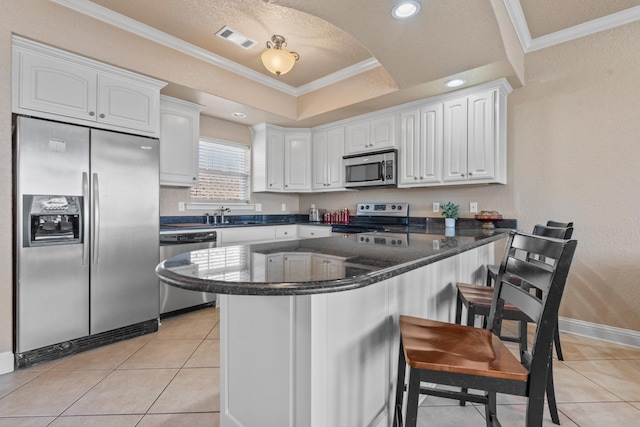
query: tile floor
[{"left": 0, "top": 307, "right": 639, "bottom": 426}]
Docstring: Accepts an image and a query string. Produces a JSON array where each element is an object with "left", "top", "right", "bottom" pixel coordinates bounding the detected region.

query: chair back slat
[
  {"left": 499, "top": 281, "right": 542, "bottom": 322},
  {"left": 505, "top": 257, "right": 554, "bottom": 294},
  {"left": 533, "top": 224, "right": 574, "bottom": 239},
  {"left": 546, "top": 220, "right": 574, "bottom": 228}
]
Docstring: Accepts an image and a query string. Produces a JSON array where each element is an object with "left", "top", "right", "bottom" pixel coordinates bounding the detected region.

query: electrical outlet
[
  {"left": 255, "top": 203, "right": 262, "bottom": 212},
  {"left": 281, "top": 203, "right": 287, "bottom": 212},
  {"left": 178, "top": 202, "right": 185, "bottom": 212},
  {"left": 470, "top": 202, "right": 478, "bottom": 213},
  {"left": 433, "top": 202, "right": 440, "bottom": 212}
]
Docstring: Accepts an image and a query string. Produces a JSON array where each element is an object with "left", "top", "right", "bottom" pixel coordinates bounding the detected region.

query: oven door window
[{"left": 346, "top": 162, "right": 383, "bottom": 183}]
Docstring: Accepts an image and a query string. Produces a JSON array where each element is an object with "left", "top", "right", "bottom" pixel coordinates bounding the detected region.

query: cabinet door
[
  {"left": 312, "top": 131, "right": 329, "bottom": 190},
  {"left": 326, "top": 127, "right": 345, "bottom": 188},
  {"left": 16, "top": 49, "right": 98, "bottom": 120},
  {"left": 467, "top": 90, "right": 496, "bottom": 181},
  {"left": 266, "top": 129, "right": 285, "bottom": 191},
  {"left": 283, "top": 254, "right": 311, "bottom": 282},
  {"left": 399, "top": 108, "right": 420, "bottom": 185},
  {"left": 371, "top": 115, "right": 395, "bottom": 150},
  {"left": 97, "top": 74, "right": 159, "bottom": 134},
  {"left": 159, "top": 97, "right": 201, "bottom": 186},
  {"left": 284, "top": 132, "right": 311, "bottom": 191},
  {"left": 442, "top": 97, "right": 468, "bottom": 182},
  {"left": 266, "top": 254, "right": 284, "bottom": 282},
  {"left": 275, "top": 225, "right": 297, "bottom": 240},
  {"left": 419, "top": 103, "right": 443, "bottom": 184},
  {"left": 345, "top": 120, "right": 370, "bottom": 154}
]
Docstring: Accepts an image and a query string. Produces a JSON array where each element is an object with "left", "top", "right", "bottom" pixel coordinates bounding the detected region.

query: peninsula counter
[{"left": 156, "top": 228, "right": 510, "bottom": 427}]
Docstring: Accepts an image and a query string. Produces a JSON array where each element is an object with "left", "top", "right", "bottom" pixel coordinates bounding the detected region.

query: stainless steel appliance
[
  {"left": 357, "top": 232, "right": 408, "bottom": 247},
  {"left": 331, "top": 202, "right": 409, "bottom": 234},
  {"left": 14, "top": 116, "right": 160, "bottom": 361},
  {"left": 343, "top": 149, "right": 397, "bottom": 188},
  {"left": 159, "top": 230, "right": 217, "bottom": 315}
]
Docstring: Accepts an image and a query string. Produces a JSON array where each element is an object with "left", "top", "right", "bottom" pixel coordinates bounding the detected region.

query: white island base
[{"left": 219, "top": 242, "right": 495, "bottom": 427}]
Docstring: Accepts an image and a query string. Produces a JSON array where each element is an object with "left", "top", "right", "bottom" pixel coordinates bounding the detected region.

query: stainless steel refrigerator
[{"left": 14, "top": 116, "right": 160, "bottom": 355}]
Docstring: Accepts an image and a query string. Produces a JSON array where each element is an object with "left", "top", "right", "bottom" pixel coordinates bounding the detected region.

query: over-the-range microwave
[{"left": 343, "top": 149, "right": 397, "bottom": 189}]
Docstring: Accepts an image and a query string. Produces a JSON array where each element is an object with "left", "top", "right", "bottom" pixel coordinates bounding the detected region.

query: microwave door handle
[{"left": 380, "top": 160, "right": 385, "bottom": 182}]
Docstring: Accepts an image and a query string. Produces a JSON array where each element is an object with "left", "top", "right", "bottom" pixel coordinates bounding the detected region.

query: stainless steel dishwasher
[{"left": 159, "top": 230, "right": 217, "bottom": 316}]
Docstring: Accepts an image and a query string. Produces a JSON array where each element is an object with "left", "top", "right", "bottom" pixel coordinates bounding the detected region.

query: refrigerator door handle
[
  {"left": 92, "top": 173, "right": 100, "bottom": 264},
  {"left": 82, "top": 172, "right": 90, "bottom": 265}
]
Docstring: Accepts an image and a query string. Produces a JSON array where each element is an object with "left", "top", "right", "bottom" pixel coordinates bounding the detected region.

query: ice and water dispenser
[{"left": 23, "top": 195, "right": 83, "bottom": 247}]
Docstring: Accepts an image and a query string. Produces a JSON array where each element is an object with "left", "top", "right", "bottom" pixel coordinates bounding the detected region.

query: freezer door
[
  {"left": 90, "top": 129, "right": 160, "bottom": 334},
  {"left": 15, "top": 116, "right": 90, "bottom": 352}
]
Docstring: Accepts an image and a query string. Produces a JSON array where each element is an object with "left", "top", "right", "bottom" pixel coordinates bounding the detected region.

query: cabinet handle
[
  {"left": 420, "top": 176, "right": 424, "bottom": 179},
  {"left": 89, "top": 111, "right": 95, "bottom": 116},
  {"left": 285, "top": 184, "right": 288, "bottom": 188},
  {"left": 269, "top": 183, "right": 273, "bottom": 187},
  {"left": 192, "top": 177, "right": 197, "bottom": 181},
  {"left": 99, "top": 113, "right": 105, "bottom": 118},
  {"left": 469, "top": 172, "right": 473, "bottom": 176},
  {"left": 284, "top": 232, "right": 288, "bottom": 235}
]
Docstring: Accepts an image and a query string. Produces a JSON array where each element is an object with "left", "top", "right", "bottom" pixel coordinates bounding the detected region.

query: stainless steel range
[{"left": 331, "top": 202, "right": 409, "bottom": 234}]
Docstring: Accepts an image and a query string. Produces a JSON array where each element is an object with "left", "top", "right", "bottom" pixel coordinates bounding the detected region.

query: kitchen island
[{"left": 156, "top": 228, "right": 509, "bottom": 427}]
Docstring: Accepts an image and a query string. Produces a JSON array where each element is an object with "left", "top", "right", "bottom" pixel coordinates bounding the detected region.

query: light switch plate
[
  {"left": 433, "top": 202, "right": 440, "bottom": 212},
  {"left": 470, "top": 202, "right": 478, "bottom": 213}
]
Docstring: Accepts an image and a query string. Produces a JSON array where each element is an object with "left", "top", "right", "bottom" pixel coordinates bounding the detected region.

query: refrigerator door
[
  {"left": 15, "top": 116, "right": 90, "bottom": 352},
  {"left": 89, "top": 129, "right": 159, "bottom": 334}
]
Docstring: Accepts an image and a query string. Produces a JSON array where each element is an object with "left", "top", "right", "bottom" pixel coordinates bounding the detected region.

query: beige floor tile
[
  {"left": 0, "top": 370, "right": 109, "bottom": 417},
  {"left": 48, "top": 414, "right": 142, "bottom": 426},
  {"left": 565, "top": 359, "right": 640, "bottom": 401},
  {"left": 488, "top": 404, "right": 578, "bottom": 427},
  {"left": 630, "top": 401, "right": 640, "bottom": 410},
  {"left": 156, "top": 308, "right": 219, "bottom": 341},
  {"left": 207, "top": 322, "right": 220, "bottom": 340},
  {"left": 148, "top": 367, "right": 220, "bottom": 413},
  {"left": 0, "top": 369, "right": 44, "bottom": 399},
  {"left": 416, "top": 404, "right": 486, "bottom": 426},
  {"left": 560, "top": 334, "right": 640, "bottom": 360},
  {"left": 63, "top": 368, "right": 177, "bottom": 415},
  {"left": 51, "top": 334, "right": 152, "bottom": 371},
  {"left": 0, "top": 417, "right": 55, "bottom": 427},
  {"left": 558, "top": 402, "right": 640, "bottom": 426},
  {"left": 185, "top": 339, "right": 220, "bottom": 368},
  {"left": 118, "top": 339, "right": 201, "bottom": 369},
  {"left": 553, "top": 362, "right": 621, "bottom": 402},
  {"left": 137, "top": 412, "right": 220, "bottom": 427}
]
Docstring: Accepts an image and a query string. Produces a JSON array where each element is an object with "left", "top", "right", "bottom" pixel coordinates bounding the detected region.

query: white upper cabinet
[
  {"left": 12, "top": 36, "right": 166, "bottom": 136},
  {"left": 398, "top": 103, "right": 443, "bottom": 187},
  {"left": 159, "top": 96, "right": 202, "bottom": 187},
  {"left": 345, "top": 114, "right": 395, "bottom": 154},
  {"left": 443, "top": 90, "right": 497, "bottom": 183},
  {"left": 312, "top": 126, "right": 345, "bottom": 191},
  {"left": 252, "top": 124, "right": 311, "bottom": 192},
  {"left": 284, "top": 131, "right": 312, "bottom": 191}
]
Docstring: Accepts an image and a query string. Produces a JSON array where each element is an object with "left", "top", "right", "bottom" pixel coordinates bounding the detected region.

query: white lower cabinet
[
  {"left": 159, "top": 96, "right": 201, "bottom": 186},
  {"left": 297, "top": 225, "right": 332, "bottom": 239}
]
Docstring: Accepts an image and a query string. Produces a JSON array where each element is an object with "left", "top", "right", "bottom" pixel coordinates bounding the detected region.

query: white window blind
[
  {"left": 190, "top": 246, "right": 250, "bottom": 282},
  {"left": 191, "top": 138, "right": 250, "bottom": 203}
]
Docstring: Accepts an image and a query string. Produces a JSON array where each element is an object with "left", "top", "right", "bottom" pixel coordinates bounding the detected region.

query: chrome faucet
[
  {"left": 219, "top": 206, "right": 230, "bottom": 224},
  {"left": 204, "top": 213, "right": 212, "bottom": 225}
]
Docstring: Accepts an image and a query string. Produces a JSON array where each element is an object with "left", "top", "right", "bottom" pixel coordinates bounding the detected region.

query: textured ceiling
[{"left": 81, "top": 0, "right": 640, "bottom": 126}]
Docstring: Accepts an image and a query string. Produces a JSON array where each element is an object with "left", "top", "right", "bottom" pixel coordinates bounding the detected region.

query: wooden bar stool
[
  {"left": 393, "top": 231, "right": 577, "bottom": 427},
  {"left": 464, "top": 222, "right": 574, "bottom": 360}
]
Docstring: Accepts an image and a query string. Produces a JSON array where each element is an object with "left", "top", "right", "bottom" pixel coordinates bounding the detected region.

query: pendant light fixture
[{"left": 261, "top": 35, "right": 299, "bottom": 76}]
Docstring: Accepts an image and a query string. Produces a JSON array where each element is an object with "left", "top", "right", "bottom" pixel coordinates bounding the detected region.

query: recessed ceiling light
[
  {"left": 444, "top": 78, "right": 466, "bottom": 88},
  {"left": 392, "top": 1, "right": 420, "bottom": 19},
  {"left": 232, "top": 112, "right": 246, "bottom": 119}
]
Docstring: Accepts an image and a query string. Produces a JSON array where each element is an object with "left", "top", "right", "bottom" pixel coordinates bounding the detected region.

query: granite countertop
[{"left": 156, "top": 228, "right": 511, "bottom": 296}]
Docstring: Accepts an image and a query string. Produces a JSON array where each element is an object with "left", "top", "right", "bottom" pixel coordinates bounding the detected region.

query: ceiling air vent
[{"left": 215, "top": 26, "right": 256, "bottom": 50}]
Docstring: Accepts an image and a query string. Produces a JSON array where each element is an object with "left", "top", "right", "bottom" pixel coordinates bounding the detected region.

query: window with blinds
[
  {"left": 191, "top": 138, "right": 250, "bottom": 203},
  {"left": 189, "top": 246, "right": 250, "bottom": 282}
]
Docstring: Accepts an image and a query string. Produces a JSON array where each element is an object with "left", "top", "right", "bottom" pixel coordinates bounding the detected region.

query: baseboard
[
  {"left": 559, "top": 317, "right": 640, "bottom": 349},
  {"left": 0, "top": 351, "right": 15, "bottom": 375}
]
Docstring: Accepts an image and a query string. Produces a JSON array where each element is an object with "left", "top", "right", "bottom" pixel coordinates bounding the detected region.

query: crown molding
[
  {"left": 503, "top": 0, "right": 640, "bottom": 53},
  {"left": 51, "top": 0, "right": 379, "bottom": 97}
]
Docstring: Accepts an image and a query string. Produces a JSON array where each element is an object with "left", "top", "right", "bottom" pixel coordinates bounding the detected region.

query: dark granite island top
[{"left": 156, "top": 228, "right": 510, "bottom": 296}]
